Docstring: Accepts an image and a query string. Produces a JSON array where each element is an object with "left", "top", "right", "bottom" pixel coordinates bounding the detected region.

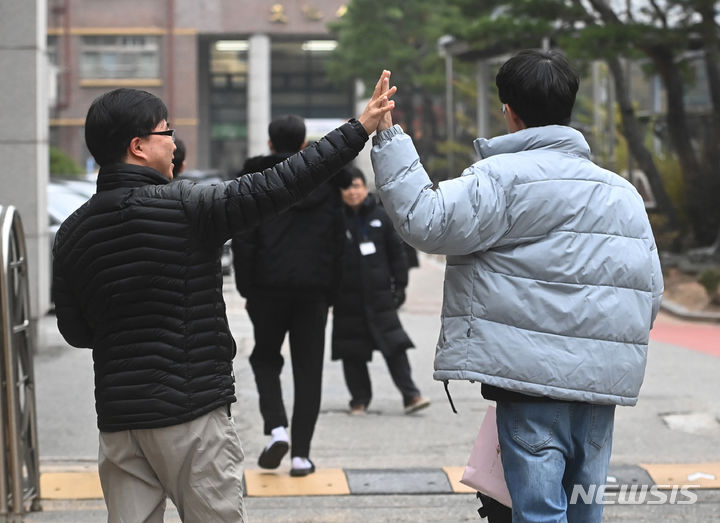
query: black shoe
[
  {"left": 257, "top": 440, "right": 289, "bottom": 469},
  {"left": 289, "top": 459, "right": 315, "bottom": 477},
  {"left": 404, "top": 396, "right": 430, "bottom": 414}
]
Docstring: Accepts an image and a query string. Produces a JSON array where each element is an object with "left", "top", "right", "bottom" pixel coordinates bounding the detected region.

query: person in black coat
[
  {"left": 232, "top": 115, "right": 351, "bottom": 477},
  {"left": 171, "top": 137, "right": 186, "bottom": 177},
  {"left": 52, "top": 75, "right": 396, "bottom": 521},
  {"left": 331, "top": 167, "right": 430, "bottom": 415}
]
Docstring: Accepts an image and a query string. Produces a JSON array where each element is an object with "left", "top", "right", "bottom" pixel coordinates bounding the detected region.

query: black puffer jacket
[
  {"left": 232, "top": 153, "right": 350, "bottom": 301},
  {"left": 52, "top": 120, "right": 367, "bottom": 432},
  {"left": 331, "top": 194, "right": 413, "bottom": 361}
]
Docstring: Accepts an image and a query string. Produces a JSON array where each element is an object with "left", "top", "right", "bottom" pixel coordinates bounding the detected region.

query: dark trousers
[
  {"left": 247, "top": 292, "right": 328, "bottom": 458},
  {"left": 342, "top": 350, "right": 420, "bottom": 408}
]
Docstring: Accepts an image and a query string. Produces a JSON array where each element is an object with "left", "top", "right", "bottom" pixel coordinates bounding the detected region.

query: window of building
[
  {"left": 684, "top": 53, "right": 711, "bottom": 111},
  {"left": 47, "top": 35, "right": 58, "bottom": 67},
  {"left": 208, "top": 40, "right": 250, "bottom": 173},
  {"left": 271, "top": 40, "right": 352, "bottom": 119},
  {"left": 205, "top": 38, "right": 353, "bottom": 172},
  {"left": 209, "top": 40, "right": 249, "bottom": 140},
  {"left": 80, "top": 35, "right": 160, "bottom": 79}
]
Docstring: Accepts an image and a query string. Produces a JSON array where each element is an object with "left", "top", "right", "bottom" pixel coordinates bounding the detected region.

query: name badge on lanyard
[{"left": 359, "top": 241, "right": 376, "bottom": 256}]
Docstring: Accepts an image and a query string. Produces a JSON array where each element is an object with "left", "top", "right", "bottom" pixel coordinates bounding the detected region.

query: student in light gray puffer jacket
[{"left": 370, "top": 52, "right": 663, "bottom": 523}]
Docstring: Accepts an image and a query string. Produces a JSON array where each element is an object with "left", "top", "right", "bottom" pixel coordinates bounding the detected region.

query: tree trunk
[
  {"left": 420, "top": 92, "right": 442, "bottom": 178},
  {"left": 641, "top": 43, "right": 720, "bottom": 242},
  {"left": 606, "top": 56, "right": 679, "bottom": 230},
  {"left": 698, "top": 2, "right": 720, "bottom": 145},
  {"left": 587, "top": 0, "right": 709, "bottom": 241},
  {"left": 392, "top": 91, "right": 415, "bottom": 138},
  {"left": 698, "top": 3, "right": 720, "bottom": 246},
  {"left": 644, "top": 45, "right": 703, "bottom": 186}
]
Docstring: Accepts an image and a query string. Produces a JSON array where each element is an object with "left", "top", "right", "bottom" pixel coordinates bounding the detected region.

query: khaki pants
[{"left": 99, "top": 406, "right": 246, "bottom": 522}]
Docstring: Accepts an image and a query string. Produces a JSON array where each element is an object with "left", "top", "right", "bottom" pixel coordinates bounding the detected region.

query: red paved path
[{"left": 650, "top": 312, "right": 720, "bottom": 358}]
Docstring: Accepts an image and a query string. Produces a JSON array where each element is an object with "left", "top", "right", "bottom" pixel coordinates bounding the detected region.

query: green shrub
[
  {"left": 697, "top": 268, "right": 720, "bottom": 296},
  {"left": 50, "top": 146, "right": 84, "bottom": 177}
]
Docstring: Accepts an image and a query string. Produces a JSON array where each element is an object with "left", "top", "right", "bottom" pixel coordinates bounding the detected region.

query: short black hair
[
  {"left": 268, "top": 114, "right": 306, "bottom": 153},
  {"left": 172, "top": 138, "right": 186, "bottom": 176},
  {"left": 335, "top": 164, "right": 365, "bottom": 189},
  {"left": 84, "top": 88, "right": 168, "bottom": 167},
  {"left": 348, "top": 165, "right": 366, "bottom": 185},
  {"left": 496, "top": 49, "right": 579, "bottom": 128}
]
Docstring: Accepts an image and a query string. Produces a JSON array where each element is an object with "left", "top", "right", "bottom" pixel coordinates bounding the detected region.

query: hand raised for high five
[
  {"left": 377, "top": 70, "right": 394, "bottom": 133},
  {"left": 357, "top": 70, "right": 397, "bottom": 136}
]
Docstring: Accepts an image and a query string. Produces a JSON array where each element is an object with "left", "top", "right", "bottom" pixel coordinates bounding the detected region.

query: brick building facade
[{"left": 47, "top": 0, "right": 352, "bottom": 175}]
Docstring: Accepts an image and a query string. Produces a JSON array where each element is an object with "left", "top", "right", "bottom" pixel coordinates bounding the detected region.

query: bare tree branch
[
  {"left": 588, "top": 0, "right": 622, "bottom": 24},
  {"left": 647, "top": 0, "right": 668, "bottom": 28},
  {"left": 624, "top": 0, "right": 634, "bottom": 22},
  {"left": 606, "top": 54, "right": 679, "bottom": 228},
  {"left": 571, "top": 0, "right": 600, "bottom": 24}
]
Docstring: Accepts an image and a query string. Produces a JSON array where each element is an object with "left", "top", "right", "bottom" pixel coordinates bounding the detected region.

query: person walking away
[
  {"left": 232, "top": 114, "right": 350, "bottom": 477},
  {"left": 52, "top": 73, "right": 396, "bottom": 521},
  {"left": 332, "top": 166, "right": 430, "bottom": 416},
  {"left": 370, "top": 55, "right": 663, "bottom": 523}
]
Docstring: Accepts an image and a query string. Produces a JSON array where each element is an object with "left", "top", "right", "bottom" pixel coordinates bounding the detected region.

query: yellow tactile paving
[
  {"left": 40, "top": 471, "right": 103, "bottom": 499},
  {"left": 640, "top": 463, "right": 720, "bottom": 489},
  {"left": 443, "top": 466, "right": 476, "bottom": 493},
  {"left": 244, "top": 468, "right": 350, "bottom": 497},
  {"left": 34, "top": 464, "right": 720, "bottom": 500}
]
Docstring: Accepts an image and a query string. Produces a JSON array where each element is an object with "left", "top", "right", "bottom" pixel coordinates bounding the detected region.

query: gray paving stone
[
  {"left": 606, "top": 464, "right": 655, "bottom": 490},
  {"left": 345, "top": 468, "right": 452, "bottom": 495}
]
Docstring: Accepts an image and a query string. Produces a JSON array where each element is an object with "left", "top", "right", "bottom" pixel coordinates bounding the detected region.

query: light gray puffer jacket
[{"left": 371, "top": 124, "right": 663, "bottom": 406}]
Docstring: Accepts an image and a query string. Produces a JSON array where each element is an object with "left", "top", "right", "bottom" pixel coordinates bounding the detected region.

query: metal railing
[{"left": 0, "top": 205, "right": 42, "bottom": 521}]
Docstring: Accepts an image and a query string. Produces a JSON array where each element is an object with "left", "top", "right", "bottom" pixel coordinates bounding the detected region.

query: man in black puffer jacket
[
  {"left": 52, "top": 73, "right": 396, "bottom": 521},
  {"left": 232, "top": 115, "right": 351, "bottom": 477}
]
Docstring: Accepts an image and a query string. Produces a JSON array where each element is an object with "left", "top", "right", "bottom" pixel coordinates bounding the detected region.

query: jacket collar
[
  {"left": 96, "top": 163, "right": 170, "bottom": 192},
  {"left": 473, "top": 125, "right": 591, "bottom": 160}
]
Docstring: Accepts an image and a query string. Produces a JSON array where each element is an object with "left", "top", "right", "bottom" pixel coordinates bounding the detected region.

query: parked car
[
  {"left": 48, "top": 180, "right": 92, "bottom": 244},
  {"left": 54, "top": 177, "right": 96, "bottom": 199},
  {"left": 48, "top": 180, "right": 93, "bottom": 309},
  {"left": 173, "top": 168, "right": 227, "bottom": 184}
]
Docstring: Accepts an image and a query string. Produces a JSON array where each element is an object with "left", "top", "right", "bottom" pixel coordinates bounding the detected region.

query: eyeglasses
[
  {"left": 501, "top": 104, "right": 506, "bottom": 115},
  {"left": 146, "top": 129, "right": 176, "bottom": 142}
]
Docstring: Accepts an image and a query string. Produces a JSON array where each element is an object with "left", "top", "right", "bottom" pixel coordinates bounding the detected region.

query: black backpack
[{"left": 476, "top": 492, "right": 512, "bottom": 522}]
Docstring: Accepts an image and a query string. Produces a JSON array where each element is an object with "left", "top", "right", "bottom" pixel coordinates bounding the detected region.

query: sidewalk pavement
[{"left": 28, "top": 254, "right": 720, "bottom": 521}]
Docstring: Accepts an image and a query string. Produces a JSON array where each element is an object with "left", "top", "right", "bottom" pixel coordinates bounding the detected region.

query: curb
[
  {"left": 38, "top": 463, "right": 720, "bottom": 500},
  {"left": 660, "top": 298, "right": 720, "bottom": 323}
]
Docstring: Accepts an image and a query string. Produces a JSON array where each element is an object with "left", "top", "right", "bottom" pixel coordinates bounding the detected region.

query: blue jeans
[{"left": 495, "top": 401, "right": 615, "bottom": 523}]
